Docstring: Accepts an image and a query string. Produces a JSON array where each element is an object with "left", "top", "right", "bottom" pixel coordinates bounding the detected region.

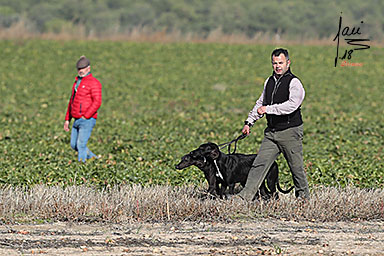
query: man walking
[
  {"left": 239, "top": 48, "right": 310, "bottom": 200},
  {"left": 64, "top": 56, "right": 102, "bottom": 162}
]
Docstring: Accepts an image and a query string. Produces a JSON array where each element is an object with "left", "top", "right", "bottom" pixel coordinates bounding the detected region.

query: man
[
  {"left": 239, "top": 48, "right": 310, "bottom": 200},
  {"left": 64, "top": 56, "right": 102, "bottom": 162}
]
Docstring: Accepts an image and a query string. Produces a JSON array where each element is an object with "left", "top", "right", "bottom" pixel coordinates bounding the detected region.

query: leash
[{"left": 218, "top": 133, "right": 248, "bottom": 154}]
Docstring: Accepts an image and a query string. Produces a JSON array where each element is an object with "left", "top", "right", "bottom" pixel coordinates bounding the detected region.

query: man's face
[
  {"left": 78, "top": 66, "right": 90, "bottom": 77},
  {"left": 272, "top": 54, "right": 290, "bottom": 77}
]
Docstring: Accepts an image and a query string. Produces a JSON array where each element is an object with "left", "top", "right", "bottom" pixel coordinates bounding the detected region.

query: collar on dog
[{"left": 213, "top": 159, "right": 224, "bottom": 180}]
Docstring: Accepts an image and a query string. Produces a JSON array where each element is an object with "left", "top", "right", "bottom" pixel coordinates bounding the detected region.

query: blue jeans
[{"left": 70, "top": 118, "right": 97, "bottom": 162}]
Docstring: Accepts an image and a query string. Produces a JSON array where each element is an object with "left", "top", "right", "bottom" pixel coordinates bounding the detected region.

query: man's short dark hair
[{"left": 271, "top": 48, "right": 289, "bottom": 61}]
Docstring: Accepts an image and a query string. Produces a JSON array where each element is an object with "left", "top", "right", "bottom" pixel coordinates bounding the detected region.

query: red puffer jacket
[{"left": 65, "top": 73, "right": 102, "bottom": 121}]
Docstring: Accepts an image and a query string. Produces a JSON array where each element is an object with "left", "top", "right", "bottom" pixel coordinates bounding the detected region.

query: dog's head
[
  {"left": 175, "top": 142, "right": 221, "bottom": 170},
  {"left": 175, "top": 149, "right": 207, "bottom": 170},
  {"left": 197, "top": 142, "right": 221, "bottom": 160}
]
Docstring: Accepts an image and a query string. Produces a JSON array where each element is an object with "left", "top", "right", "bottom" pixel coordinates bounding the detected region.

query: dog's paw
[{"left": 198, "top": 192, "right": 218, "bottom": 200}]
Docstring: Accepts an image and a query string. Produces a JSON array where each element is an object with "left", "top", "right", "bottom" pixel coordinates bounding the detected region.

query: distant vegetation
[{"left": 0, "top": 0, "right": 383, "bottom": 40}]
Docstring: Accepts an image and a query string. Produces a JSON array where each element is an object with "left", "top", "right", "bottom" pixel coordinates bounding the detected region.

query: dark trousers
[{"left": 239, "top": 124, "right": 309, "bottom": 200}]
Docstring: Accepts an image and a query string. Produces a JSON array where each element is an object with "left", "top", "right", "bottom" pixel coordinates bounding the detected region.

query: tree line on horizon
[{"left": 0, "top": 0, "right": 383, "bottom": 41}]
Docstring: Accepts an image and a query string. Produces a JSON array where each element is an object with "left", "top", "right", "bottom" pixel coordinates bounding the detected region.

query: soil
[{"left": 0, "top": 220, "right": 383, "bottom": 255}]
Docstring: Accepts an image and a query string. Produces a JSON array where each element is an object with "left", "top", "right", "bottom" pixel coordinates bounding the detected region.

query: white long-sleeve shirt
[{"left": 246, "top": 76, "right": 305, "bottom": 125}]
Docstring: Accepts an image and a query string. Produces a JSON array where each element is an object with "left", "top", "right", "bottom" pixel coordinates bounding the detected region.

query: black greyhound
[{"left": 176, "top": 142, "right": 293, "bottom": 200}]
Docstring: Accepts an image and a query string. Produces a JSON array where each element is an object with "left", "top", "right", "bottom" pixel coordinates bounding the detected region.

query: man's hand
[
  {"left": 242, "top": 125, "right": 250, "bottom": 135},
  {"left": 257, "top": 106, "right": 267, "bottom": 115},
  {"left": 64, "top": 121, "right": 70, "bottom": 132}
]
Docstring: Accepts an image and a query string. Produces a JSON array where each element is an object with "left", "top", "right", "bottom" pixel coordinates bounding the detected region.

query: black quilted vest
[{"left": 264, "top": 69, "right": 303, "bottom": 131}]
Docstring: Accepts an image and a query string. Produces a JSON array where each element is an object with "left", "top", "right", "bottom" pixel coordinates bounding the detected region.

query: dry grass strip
[{"left": 0, "top": 185, "right": 383, "bottom": 223}]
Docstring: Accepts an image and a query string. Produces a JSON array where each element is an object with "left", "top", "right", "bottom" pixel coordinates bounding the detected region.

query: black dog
[{"left": 176, "top": 142, "right": 293, "bottom": 200}]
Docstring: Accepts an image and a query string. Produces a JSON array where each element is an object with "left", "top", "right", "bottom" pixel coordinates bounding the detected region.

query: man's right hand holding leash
[
  {"left": 242, "top": 106, "right": 266, "bottom": 135},
  {"left": 242, "top": 120, "right": 254, "bottom": 135},
  {"left": 242, "top": 125, "right": 250, "bottom": 135}
]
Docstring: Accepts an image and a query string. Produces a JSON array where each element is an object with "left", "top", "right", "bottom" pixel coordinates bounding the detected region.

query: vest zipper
[
  {"left": 271, "top": 76, "right": 283, "bottom": 104},
  {"left": 271, "top": 71, "right": 291, "bottom": 104}
]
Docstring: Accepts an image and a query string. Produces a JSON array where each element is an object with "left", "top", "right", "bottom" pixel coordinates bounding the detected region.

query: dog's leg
[
  {"left": 228, "top": 184, "right": 235, "bottom": 194},
  {"left": 216, "top": 182, "right": 223, "bottom": 199},
  {"left": 266, "top": 162, "right": 279, "bottom": 199},
  {"left": 254, "top": 190, "right": 261, "bottom": 201},
  {"left": 259, "top": 181, "right": 272, "bottom": 201},
  {"left": 266, "top": 170, "right": 278, "bottom": 194},
  {"left": 207, "top": 173, "right": 217, "bottom": 196}
]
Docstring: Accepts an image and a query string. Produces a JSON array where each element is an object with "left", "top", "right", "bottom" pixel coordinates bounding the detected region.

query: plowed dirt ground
[{"left": 1, "top": 220, "right": 383, "bottom": 255}]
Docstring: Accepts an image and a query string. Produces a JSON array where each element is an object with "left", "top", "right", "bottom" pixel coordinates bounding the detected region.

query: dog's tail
[{"left": 276, "top": 181, "right": 294, "bottom": 194}]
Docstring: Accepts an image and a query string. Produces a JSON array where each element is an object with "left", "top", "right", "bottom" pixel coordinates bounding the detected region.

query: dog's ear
[
  {"left": 199, "top": 142, "right": 220, "bottom": 160},
  {"left": 209, "top": 144, "right": 220, "bottom": 160}
]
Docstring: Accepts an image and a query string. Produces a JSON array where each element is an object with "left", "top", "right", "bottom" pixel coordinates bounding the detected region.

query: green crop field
[{"left": 0, "top": 40, "right": 383, "bottom": 188}]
